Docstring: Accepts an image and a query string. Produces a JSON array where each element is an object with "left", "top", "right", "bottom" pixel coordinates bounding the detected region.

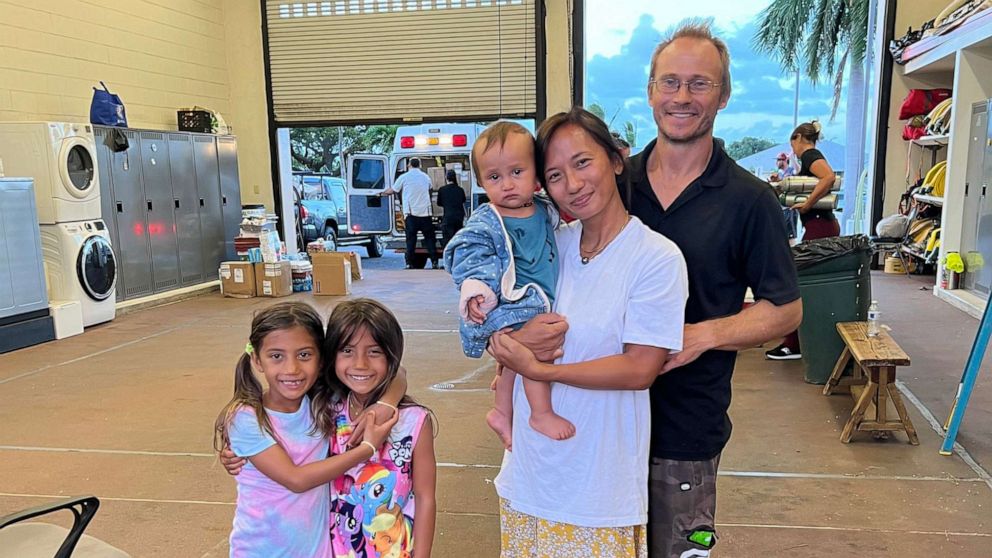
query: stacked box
[
  {"left": 254, "top": 262, "right": 293, "bottom": 297},
  {"left": 220, "top": 262, "right": 256, "bottom": 298}
]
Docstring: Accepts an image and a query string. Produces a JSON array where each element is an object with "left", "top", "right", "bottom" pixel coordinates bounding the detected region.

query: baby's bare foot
[
  {"left": 529, "top": 411, "right": 576, "bottom": 441},
  {"left": 486, "top": 408, "right": 513, "bottom": 450}
]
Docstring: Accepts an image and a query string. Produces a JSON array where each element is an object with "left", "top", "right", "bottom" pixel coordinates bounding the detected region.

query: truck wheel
[
  {"left": 366, "top": 235, "right": 386, "bottom": 258},
  {"left": 322, "top": 227, "right": 338, "bottom": 252}
]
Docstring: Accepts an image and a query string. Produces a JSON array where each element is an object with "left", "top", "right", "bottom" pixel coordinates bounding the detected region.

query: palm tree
[{"left": 753, "top": 0, "right": 870, "bottom": 231}]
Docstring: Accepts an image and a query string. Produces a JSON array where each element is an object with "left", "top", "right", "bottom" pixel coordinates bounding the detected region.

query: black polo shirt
[
  {"left": 625, "top": 138, "right": 800, "bottom": 461},
  {"left": 437, "top": 183, "right": 466, "bottom": 222}
]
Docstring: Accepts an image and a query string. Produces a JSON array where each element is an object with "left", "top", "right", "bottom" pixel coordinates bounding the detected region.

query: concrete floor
[{"left": 1, "top": 252, "right": 990, "bottom": 557}]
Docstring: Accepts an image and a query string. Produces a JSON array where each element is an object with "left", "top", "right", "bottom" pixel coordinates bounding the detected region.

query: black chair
[{"left": 0, "top": 495, "right": 129, "bottom": 557}]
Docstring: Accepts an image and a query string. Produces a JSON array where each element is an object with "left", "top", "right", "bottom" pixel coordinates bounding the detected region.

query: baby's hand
[{"left": 467, "top": 295, "right": 488, "bottom": 324}]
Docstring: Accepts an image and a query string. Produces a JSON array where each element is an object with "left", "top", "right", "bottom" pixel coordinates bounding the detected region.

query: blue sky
[{"left": 584, "top": 1, "right": 848, "bottom": 149}]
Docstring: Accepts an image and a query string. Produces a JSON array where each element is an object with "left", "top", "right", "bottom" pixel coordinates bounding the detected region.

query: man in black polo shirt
[
  {"left": 437, "top": 169, "right": 467, "bottom": 246},
  {"left": 627, "top": 22, "right": 802, "bottom": 557}
]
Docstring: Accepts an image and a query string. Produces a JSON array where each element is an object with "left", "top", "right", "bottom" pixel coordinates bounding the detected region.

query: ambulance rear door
[{"left": 346, "top": 154, "right": 394, "bottom": 235}]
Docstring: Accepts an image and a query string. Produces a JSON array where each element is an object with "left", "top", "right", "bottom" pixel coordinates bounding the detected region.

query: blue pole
[{"left": 940, "top": 299, "right": 992, "bottom": 455}]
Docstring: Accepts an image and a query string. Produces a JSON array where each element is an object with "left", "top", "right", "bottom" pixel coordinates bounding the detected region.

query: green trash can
[{"left": 793, "top": 235, "right": 872, "bottom": 384}]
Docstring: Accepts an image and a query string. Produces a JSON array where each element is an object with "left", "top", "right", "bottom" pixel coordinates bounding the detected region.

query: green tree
[
  {"left": 726, "top": 136, "right": 776, "bottom": 161},
  {"left": 621, "top": 121, "right": 637, "bottom": 148},
  {"left": 588, "top": 103, "right": 607, "bottom": 120},
  {"left": 753, "top": 0, "right": 870, "bottom": 228},
  {"left": 290, "top": 125, "right": 399, "bottom": 175}
]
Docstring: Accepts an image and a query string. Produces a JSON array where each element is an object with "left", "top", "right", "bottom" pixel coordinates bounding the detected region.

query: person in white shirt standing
[{"left": 381, "top": 158, "right": 440, "bottom": 269}]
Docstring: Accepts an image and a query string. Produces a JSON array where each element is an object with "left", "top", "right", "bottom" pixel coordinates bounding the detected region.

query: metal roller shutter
[{"left": 264, "top": 0, "right": 538, "bottom": 124}]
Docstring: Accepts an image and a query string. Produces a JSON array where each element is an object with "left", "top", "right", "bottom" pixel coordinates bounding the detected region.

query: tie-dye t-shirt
[
  {"left": 228, "top": 397, "right": 332, "bottom": 558},
  {"left": 329, "top": 403, "right": 429, "bottom": 558}
]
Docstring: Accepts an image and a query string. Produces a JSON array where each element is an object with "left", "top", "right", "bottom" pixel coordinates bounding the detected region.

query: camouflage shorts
[{"left": 647, "top": 454, "right": 721, "bottom": 558}]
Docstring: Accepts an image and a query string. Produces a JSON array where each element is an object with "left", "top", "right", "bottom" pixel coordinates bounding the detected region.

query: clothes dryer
[
  {"left": 0, "top": 122, "right": 101, "bottom": 224},
  {"left": 39, "top": 219, "right": 117, "bottom": 327}
]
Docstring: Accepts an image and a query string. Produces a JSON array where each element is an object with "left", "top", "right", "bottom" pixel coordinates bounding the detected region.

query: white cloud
[{"left": 585, "top": 0, "right": 768, "bottom": 59}]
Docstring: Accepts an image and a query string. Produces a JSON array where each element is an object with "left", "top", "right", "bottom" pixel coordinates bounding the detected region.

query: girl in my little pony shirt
[{"left": 323, "top": 299, "right": 437, "bottom": 558}]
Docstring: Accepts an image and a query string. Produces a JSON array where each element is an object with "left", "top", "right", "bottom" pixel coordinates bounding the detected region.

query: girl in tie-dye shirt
[
  {"left": 215, "top": 302, "right": 399, "bottom": 558},
  {"left": 316, "top": 298, "right": 437, "bottom": 558}
]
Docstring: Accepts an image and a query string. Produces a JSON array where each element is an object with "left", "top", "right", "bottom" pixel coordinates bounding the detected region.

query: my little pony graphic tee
[
  {"left": 329, "top": 404, "right": 429, "bottom": 558},
  {"left": 228, "top": 397, "right": 332, "bottom": 558}
]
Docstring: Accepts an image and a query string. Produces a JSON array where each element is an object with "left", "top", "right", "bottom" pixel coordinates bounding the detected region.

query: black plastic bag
[{"left": 791, "top": 234, "right": 871, "bottom": 271}]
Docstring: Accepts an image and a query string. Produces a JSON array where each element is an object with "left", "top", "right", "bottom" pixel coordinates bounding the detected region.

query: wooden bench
[{"left": 823, "top": 322, "right": 919, "bottom": 445}]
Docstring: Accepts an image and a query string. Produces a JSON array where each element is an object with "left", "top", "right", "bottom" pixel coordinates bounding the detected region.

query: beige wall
[
  {"left": 0, "top": 0, "right": 272, "bottom": 207},
  {"left": 221, "top": 1, "right": 272, "bottom": 208},
  {"left": 545, "top": 0, "right": 574, "bottom": 115}
]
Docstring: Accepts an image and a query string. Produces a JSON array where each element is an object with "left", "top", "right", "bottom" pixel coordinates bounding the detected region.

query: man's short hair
[
  {"left": 471, "top": 121, "right": 534, "bottom": 183},
  {"left": 409, "top": 158, "right": 421, "bottom": 169},
  {"left": 649, "top": 19, "right": 732, "bottom": 102}
]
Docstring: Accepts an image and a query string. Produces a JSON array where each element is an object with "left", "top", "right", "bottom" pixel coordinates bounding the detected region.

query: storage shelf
[
  {"left": 913, "top": 193, "right": 945, "bottom": 206},
  {"left": 904, "top": 11, "right": 992, "bottom": 77},
  {"left": 912, "top": 134, "right": 949, "bottom": 147}
]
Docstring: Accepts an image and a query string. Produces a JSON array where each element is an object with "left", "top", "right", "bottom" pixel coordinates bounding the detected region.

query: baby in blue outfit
[{"left": 443, "top": 121, "right": 574, "bottom": 448}]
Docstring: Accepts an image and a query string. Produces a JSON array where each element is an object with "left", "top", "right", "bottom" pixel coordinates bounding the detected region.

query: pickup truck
[{"left": 294, "top": 173, "right": 385, "bottom": 257}]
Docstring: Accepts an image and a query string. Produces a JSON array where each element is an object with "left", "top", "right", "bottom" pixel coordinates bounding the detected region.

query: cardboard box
[
  {"left": 345, "top": 252, "right": 363, "bottom": 280},
  {"left": 220, "top": 261, "right": 256, "bottom": 298},
  {"left": 310, "top": 251, "right": 363, "bottom": 281},
  {"left": 49, "top": 300, "right": 83, "bottom": 339},
  {"left": 312, "top": 254, "right": 352, "bottom": 296},
  {"left": 427, "top": 167, "right": 446, "bottom": 189},
  {"left": 254, "top": 261, "right": 293, "bottom": 297}
]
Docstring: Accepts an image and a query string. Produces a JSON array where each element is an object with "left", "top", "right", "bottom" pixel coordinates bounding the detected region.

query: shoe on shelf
[{"left": 765, "top": 345, "right": 801, "bottom": 360}]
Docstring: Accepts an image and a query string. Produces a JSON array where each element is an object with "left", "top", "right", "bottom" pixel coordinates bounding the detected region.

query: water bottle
[{"left": 867, "top": 300, "right": 880, "bottom": 337}]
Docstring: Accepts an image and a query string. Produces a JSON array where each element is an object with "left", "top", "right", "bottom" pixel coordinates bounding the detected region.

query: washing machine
[
  {"left": 0, "top": 122, "right": 100, "bottom": 224},
  {"left": 39, "top": 219, "right": 117, "bottom": 327}
]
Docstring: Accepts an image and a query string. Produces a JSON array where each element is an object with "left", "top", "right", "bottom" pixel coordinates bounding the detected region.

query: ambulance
[{"left": 345, "top": 123, "right": 487, "bottom": 267}]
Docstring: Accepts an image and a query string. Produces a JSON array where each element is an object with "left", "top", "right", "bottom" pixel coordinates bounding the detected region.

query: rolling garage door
[{"left": 264, "top": 0, "right": 538, "bottom": 124}]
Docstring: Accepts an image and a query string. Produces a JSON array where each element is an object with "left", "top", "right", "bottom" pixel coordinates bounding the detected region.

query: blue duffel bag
[{"left": 89, "top": 81, "right": 128, "bottom": 127}]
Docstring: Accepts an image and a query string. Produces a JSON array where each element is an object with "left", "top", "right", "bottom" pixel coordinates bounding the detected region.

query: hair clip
[{"left": 245, "top": 342, "right": 254, "bottom": 355}]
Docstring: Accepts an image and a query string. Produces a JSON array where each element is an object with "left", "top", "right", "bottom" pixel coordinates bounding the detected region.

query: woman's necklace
[{"left": 579, "top": 214, "right": 631, "bottom": 265}]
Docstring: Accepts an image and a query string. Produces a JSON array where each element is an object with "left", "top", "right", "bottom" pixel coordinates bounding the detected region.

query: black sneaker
[{"left": 765, "top": 345, "right": 801, "bottom": 360}]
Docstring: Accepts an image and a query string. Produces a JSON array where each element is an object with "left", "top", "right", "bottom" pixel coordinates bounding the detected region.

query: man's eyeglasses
[{"left": 649, "top": 77, "right": 722, "bottom": 95}]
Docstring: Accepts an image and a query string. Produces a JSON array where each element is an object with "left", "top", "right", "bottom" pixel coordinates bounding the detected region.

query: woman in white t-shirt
[{"left": 486, "top": 107, "right": 689, "bottom": 557}]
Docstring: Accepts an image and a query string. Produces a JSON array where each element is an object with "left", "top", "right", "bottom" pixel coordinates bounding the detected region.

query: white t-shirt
[
  {"left": 393, "top": 168, "right": 433, "bottom": 217},
  {"left": 494, "top": 216, "right": 688, "bottom": 528}
]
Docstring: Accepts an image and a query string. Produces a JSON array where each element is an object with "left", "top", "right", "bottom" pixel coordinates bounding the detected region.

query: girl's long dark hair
[
  {"left": 213, "top": 302, "right": 326, "bottom": 452},
  {"left": 313, "top": 298, "right": 427, "bottom": 436}
]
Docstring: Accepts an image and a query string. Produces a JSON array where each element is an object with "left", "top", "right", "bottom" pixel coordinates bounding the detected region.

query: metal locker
[
  {"left": 139, "top": 132, "right": 180, "bottom": 294},
  {"left": 961, "top": 103, "right": 987, "bottom": 294},
  {"left": 974, "top": 101, "right": 992, "bottom": 298},
  {"left": 168, "top": 134, "right": 204, "bottom": 287},
  {"left": 109, "top": 130, "right": 153, "bottom": 300},
  {"left": 194, "top": 136, "right": 224, "bottom": 280},
  {"left": 94, "top": 127, "right": 126, "bottom": 301},
  {"left": 217, "top": 136, "right": 242, "bottom": 261}
]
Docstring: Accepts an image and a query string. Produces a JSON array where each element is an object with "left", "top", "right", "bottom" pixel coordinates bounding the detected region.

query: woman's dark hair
[
  {"left": 535, "top": 106, "right": 629, "bottom": 206},
  {"left": 313, "top": 298, "right": 427, "bottom": 435},
  {"left": 791, "top": 121, "right": 821, "bottom": 144},
  {"left": 213, "top": 302, "right": 326, "bottom": 451},
  {"left": 446, "top": 169, "right": 458, "bottom": 184}
]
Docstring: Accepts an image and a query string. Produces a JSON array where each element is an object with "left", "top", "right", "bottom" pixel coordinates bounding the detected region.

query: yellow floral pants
[{"left": 499, "top": 499, "right": 648, "bottom": 558}]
